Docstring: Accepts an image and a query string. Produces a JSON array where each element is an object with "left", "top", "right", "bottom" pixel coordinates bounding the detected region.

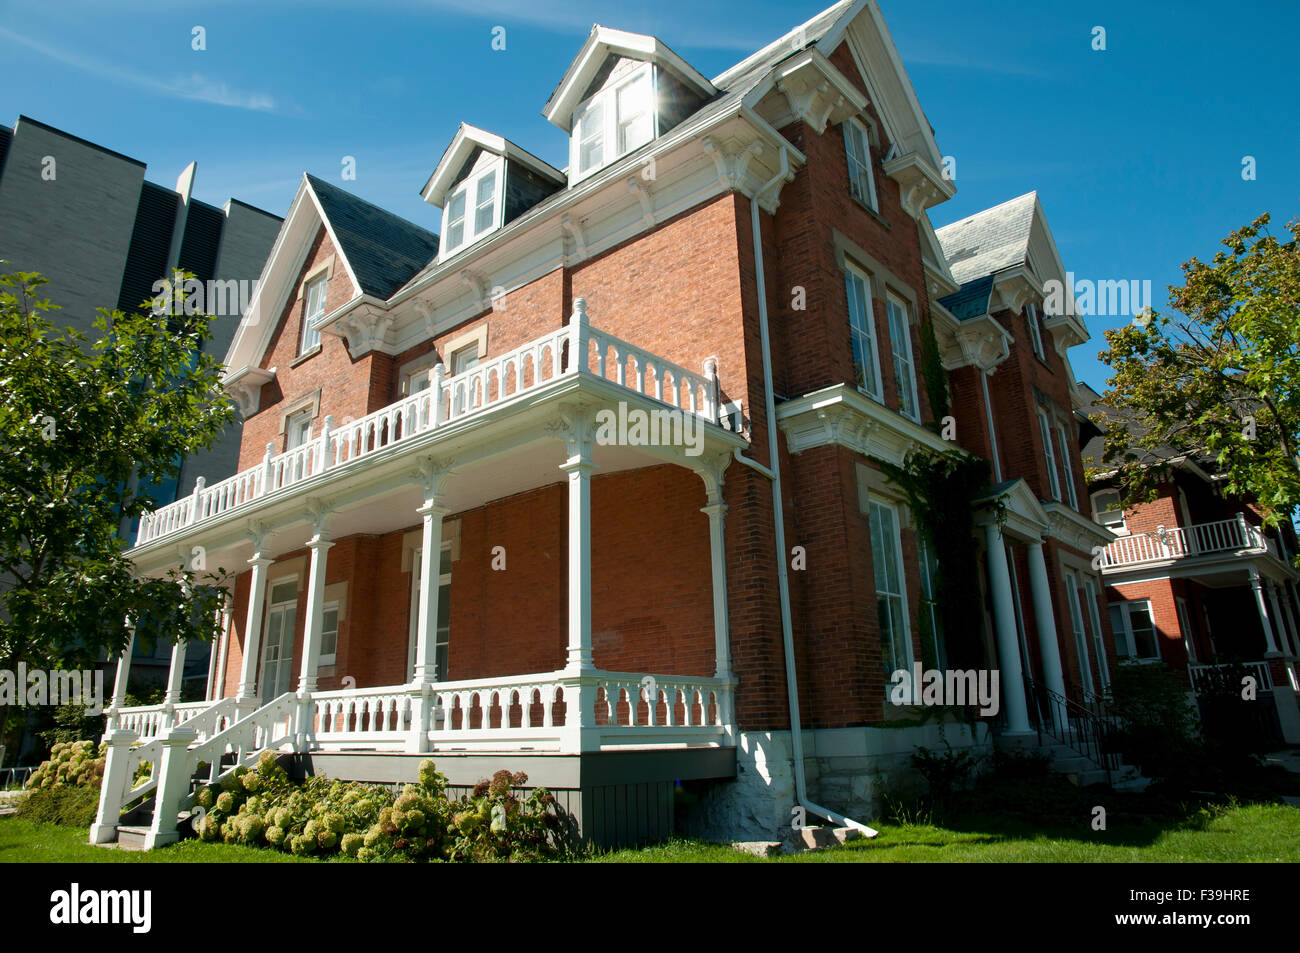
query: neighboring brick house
[
  {"left": 1082, "top": 387, "right": 1300, "bottom": 744},
  {"left": 95, "top": 0, "right": 1123, "bottom": 849}
]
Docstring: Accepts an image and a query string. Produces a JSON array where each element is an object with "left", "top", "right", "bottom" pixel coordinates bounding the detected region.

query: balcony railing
[
  {"left": 1188, "top": 660, "right": 1273, "bottom": 696},
  {"left": 137, "top": 308, "right": 721, "bottom": 547},
  {"left": 1098, "top": 516, "right": 1272, "bottom": 570}
]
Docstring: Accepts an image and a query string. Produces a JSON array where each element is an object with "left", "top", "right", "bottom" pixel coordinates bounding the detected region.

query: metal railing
[
  {"left": 0, "top": 766, "right": 34, "bottom": 791},
  {"left": 1024, "top": 674, "right": 1120, "bottom": 782}
]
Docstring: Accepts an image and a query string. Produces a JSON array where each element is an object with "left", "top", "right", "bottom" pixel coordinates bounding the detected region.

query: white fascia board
[
  {"left": 422, "top": 123, "right": 563, "bottom": 208},
  {"left": 223, "top": 176, "right": 318, "bottom": 375},
  {"left": 388, "top": 97, "right": 799, "bottom": 312},
  {"left": 303, "top": 180, "right": 363, "bottom": 299},
  {"left": 543, "top": 25, "right": 716, "bottom": 132}
]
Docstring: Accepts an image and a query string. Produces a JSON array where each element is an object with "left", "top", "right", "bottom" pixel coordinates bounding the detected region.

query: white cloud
[{"left": 0, "top": 26, "right": 284, "bottom": 112}]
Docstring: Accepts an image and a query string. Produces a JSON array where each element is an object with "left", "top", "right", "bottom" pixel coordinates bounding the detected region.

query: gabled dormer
[
  {"left": 543, "top": 26, "right": 716, "bottom": 185},
  {"left": 421, "top": 124, "right": 565, "bottom": 261}
]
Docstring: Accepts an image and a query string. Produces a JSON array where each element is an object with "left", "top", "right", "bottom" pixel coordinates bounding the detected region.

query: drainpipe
[{"left": 744, "top": 147, "right": 877, "bottom": 837}]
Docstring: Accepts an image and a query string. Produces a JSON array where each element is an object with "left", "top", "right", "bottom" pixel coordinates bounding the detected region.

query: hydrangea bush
[
  {"left": 16, "top": 740, "right": 106, "bottom": 826},
  {"left": 192, "top": 752, "right": 564, "bottom": 862}
]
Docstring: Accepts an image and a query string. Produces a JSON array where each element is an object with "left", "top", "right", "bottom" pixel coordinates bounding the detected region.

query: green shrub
[{"left": 16, "top": 740, "right": 105, "bottom": 826}]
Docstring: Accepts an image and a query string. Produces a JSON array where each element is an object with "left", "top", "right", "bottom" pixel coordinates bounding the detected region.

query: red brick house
[
  {"left": 1083, "top": 390, "right": 1300, "bottom": 744},
  {"left": 94, "top": 0, "right": 1125, "bottom": 850}
]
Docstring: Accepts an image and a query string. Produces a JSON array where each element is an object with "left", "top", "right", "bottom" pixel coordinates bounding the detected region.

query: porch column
[
  {"left": 1027, "top": 540, "right": 1068, "bottom": 701},
  {"left": 211, "top": 596, "right": 232, "bottom": 701},
  {"left": 1267, "top": 582, "right": 1297, "bottom": 657},
  {"left": 163, "top": 638, "right": 188, "bottom": 707},
  {"left": 412, "top": 495, "right": 450, "bottom": 685},
  {"left": 1249, "top": 567, "right": 1282, "bottom": 656},
  {"left": 697, "top": 458, "right": 732, "bottom": 682},
  {"left": 237, "top": 548, "right": 274, "bottom": 702},
  {"left": 297, "top": 513, "right": 334, "bottom": 695},
  {"left": 560, "top": 420, "right": 596, "bottom": 673},
  {"left": 1285, "top": 582, "right": 1300, "bottom": 657},
  {"left": 985, "top": 522, "right": 1031, "bottom": 733},
  {"left": 105, "top": 621, "right": 136, "bottom": 732}
]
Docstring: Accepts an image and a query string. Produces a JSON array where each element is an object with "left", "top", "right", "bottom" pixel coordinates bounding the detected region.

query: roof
[
  {"left": 937, "top": 274, "right": 993, "bottom": 320},
  {"left": 305, "top": 174, "right": 439, "bottom": 299},
  {"left": 935, "top": 192, "right": 1038, "bottom": 285}
]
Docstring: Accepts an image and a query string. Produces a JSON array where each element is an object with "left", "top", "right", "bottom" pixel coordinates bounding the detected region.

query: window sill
[
  {"left": 291, "top": 345, "right": 322, "bottom": 368},
  {"left": 851, "top": 195, "right": 891, "bottom": 230}
]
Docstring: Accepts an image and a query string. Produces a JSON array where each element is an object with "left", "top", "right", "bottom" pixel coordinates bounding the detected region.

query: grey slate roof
[
  {"left": 935, "top": 191, "right": 1038, "bottom": 286},
  {"left": 937, "top": 274, "right": 993, "bottom": 321},
  {"left": 306, "top": 174, "right": 439, "bottom": 299}
]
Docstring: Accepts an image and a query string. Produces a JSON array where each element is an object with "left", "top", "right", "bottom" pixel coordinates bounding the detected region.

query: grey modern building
[{"left": 0, "top": 115, "right": 281, "bottom": 700}]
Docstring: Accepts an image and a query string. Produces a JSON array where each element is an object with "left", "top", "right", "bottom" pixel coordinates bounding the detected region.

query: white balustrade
[
  {"left": 136, "top": 317, "right": 713, "bottom": 547},
  {"left": 1100, "top": 517, "right": 1271, "bottom": 569},
  {"left": 1188, "top": 660, "right": 1273, "bottom": 695},
  {"left": 311, "top": 687, "right": 414, "bottom": 743}
]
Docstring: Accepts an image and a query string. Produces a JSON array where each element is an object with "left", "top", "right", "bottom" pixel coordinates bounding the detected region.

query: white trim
[
  {"left": 885, "top": 292, "right": 919, "bottom": 422},
  {"left": 843, "top": 260, "right": 883, "bottom": 402},
  {"left": 869, "top": 495, "right": 914, "bottom": 686},
  {"left": 1110, "top": 599, "right": 1161, "bottom": 661},
  {"left": 569, "top": 61, "right": 658, "bottom": 184},
  {"left": 439, "top": 155, "right": 506, "bottom": 259}
]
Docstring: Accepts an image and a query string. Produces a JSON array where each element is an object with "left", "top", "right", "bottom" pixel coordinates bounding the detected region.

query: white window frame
[
  {"left": 1083, "top": 576, "right": 1110, "bottom": 690},
  {"left": 1037, "top": 409, "right": 1061, "bottom": 501},
  {"left": 886, "top": 294, "right": 919, "bottom": 421},
  {"left": 319, "top": 601, "right": 340, "bottom": 668},
  {"left": 844, "top": 262, "right": 883, "bottom": 401},
  {"left": 917, "top": 534, "right": 946, "bottom": 671},
  {"left": 569, "top": 62, "right": 658, "bottom": 182},
  {"left": 286, "top": 408, "right": 313, "bottom": 450},
  {"left": 1063, "top": 570, "right": 1095, "bottom": 694},
  {"left": 440, "top": 158, "right": 504, "bottom": 257},
  {"left": 870, "top": 497, "right": 914, "bottom": 686},
  {"left": 1110, "top": 600, "right": 1161, "bottom": 661},
  {"left": 1025, "top": 302, "right": 1045, "bottom": 359},
  {"left": 300, "top": 274, "right": 327, "bottom": 354},
  {"left": 1175, "top": 596, "right": 1197, "bottom": 664},
  {"left": 1055, "top": 419, "right": 1078, "bottom": 509},
  {"left": 1091, "top": 489, "right": 1127, "bottom": 534},
  {"left": 843, "top": 118, "right": 878, "bottom": 211}
]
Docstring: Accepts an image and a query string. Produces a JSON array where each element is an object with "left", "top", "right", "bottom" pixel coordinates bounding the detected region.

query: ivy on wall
[
  {"left": 874, "top": 448, "right": 998, "bottom": 672},
  {"left": 918, "top": 318, "right": 950, "bottom": 429}
]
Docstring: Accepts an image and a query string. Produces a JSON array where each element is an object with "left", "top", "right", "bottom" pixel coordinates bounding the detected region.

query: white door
[{"left": 260, "top": 580, "right": 298, "bottom": 702}]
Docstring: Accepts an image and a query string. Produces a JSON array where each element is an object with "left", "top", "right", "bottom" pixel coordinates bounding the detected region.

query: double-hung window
[
  {"left": 300, "top": 275, "right": 327, "bottom": 354},
  {"left": 845, "top": 264, "right": 882, "bottom": 400},
  {"left": 1025, "top": 302, "right": 1045, "bottom": 360},
  {"left": 286, "top": 408, "right": 313, "bottom": 450},
  {"left": 1110, "top": 600, "right": 1160, "bottom": 660},
  {"left": 1055, "top": 420, "right": 1078, "bottom": 508},
  {"left": 1063, "top": 571, "right": 1095, "bottom": 694},
  {"left": 441, "top": 163, "right": 501, "bottom": 256},
  {"left": 1083, "top": 577, "right": 1110, "bottom": 689},
  {"left": 886, "top": 294, "right": 919, "bottom": 420},
  {"left": 870, "top": 499, "right": 912, "bottom": 682},
  {"left": 319, "top": 603, "right": 340, "bottom": 667},
  {"left": 1091, "top": 489, "right": 1126, "bottom": 533},
  {"left": 1037, "top": 409, "right": 1061, "bottom": 501},
  {"left": 843, "top": 118, "right": 878, "bottom": 211},
  {"left": 571, "top": 63, "right": 656, "bottom": 180},
  {"left": 917, "top": 535, "right": 946, "bottom": 671}
]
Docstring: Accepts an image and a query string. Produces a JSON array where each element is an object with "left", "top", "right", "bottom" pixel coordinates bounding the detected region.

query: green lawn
[
  {"left": 3, "top": 801, "right": 1297, "bottom": 863},
  {"left": 594, "top": 803, "right": 1300, "bottom": 863}
]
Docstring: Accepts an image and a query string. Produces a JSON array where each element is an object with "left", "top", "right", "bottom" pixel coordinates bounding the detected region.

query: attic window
[
  {"left": 571, "top": 62, "right": 656, "bottom": 181},
  {"left": 442, "top": 159, "right": 503, "bottom": 257},
  {"left": 843, "top": 119, "right": 878, "bottom": 211}
]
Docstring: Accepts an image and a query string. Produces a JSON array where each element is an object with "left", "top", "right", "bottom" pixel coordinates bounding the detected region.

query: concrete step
[{"left": 115, "top": 825, "right": 151, "bottom": 851}]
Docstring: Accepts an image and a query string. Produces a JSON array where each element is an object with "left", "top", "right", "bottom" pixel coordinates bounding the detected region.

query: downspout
[{"left": 745, "top": 147, "right": 877, "bottom": 837}]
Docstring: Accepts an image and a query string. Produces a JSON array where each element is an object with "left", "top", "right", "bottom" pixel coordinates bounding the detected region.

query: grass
[
  {"left": 3, "top": 801, "right": 1297, "bottom": 863},
  {"left": 593, "top": 802, "right": 1300, "bottom": 863},
  {"left": 0, "top": 816, "right": 319, "bottom": 863}
]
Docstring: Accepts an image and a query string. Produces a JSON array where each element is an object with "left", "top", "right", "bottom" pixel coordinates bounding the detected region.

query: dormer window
[
  {"left": 570, "top": 62, "right": 656, "bottom": 181},
  {"left": 440, "top": 159, "right": 503, "bottom": 257}
]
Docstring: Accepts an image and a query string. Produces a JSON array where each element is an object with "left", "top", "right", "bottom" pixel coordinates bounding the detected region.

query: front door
[{"left": 260, "top": 579, "right": 298, "bottom": 703}]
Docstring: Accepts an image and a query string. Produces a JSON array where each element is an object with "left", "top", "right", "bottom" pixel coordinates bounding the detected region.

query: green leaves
[
  {"left": 1098, "top": 214, "right": 1300, "bottom": 525},
  {"left": 0, "top": 271, "right": 235, "bottom": 674}
]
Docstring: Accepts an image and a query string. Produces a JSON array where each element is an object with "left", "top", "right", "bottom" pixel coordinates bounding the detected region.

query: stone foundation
[{"left": 682, "top": 722, "right": 993, "bottom": 842}]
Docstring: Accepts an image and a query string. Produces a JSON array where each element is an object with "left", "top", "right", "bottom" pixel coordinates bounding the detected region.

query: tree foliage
[
  {"left": 1097, "top": 213, "right": 1300, "bottom": 522},
  {"left": 0, "top": 270, "right": 233, "bottom": 696}
]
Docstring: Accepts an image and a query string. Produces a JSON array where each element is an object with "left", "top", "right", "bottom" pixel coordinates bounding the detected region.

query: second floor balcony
[
  {"left": 1098, "top": 515, "right": 1280, "bottom": 571},
  {"left": 135, "top": 301, "right": 734, "bottom": 551}
]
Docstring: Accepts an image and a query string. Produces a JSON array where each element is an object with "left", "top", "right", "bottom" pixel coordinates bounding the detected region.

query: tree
[
  {"left": 0, "top": 270, "right": 234, "bottom": 746},
  {"left": 1096, "top": 213, "right": 1300, "bottom": 524}
]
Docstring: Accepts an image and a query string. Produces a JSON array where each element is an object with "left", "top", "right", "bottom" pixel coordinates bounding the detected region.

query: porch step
[
  {"left": 114, "top": 825, "right": 151, "bottom": 851},
  {"left": 1037, "top": 743, "right": 1146, "bottom": 790}
]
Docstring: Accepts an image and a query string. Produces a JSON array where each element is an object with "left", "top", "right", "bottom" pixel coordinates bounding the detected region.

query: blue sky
[{"left": 1, "top": 0, "right": 1296, "bottom": 392}]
